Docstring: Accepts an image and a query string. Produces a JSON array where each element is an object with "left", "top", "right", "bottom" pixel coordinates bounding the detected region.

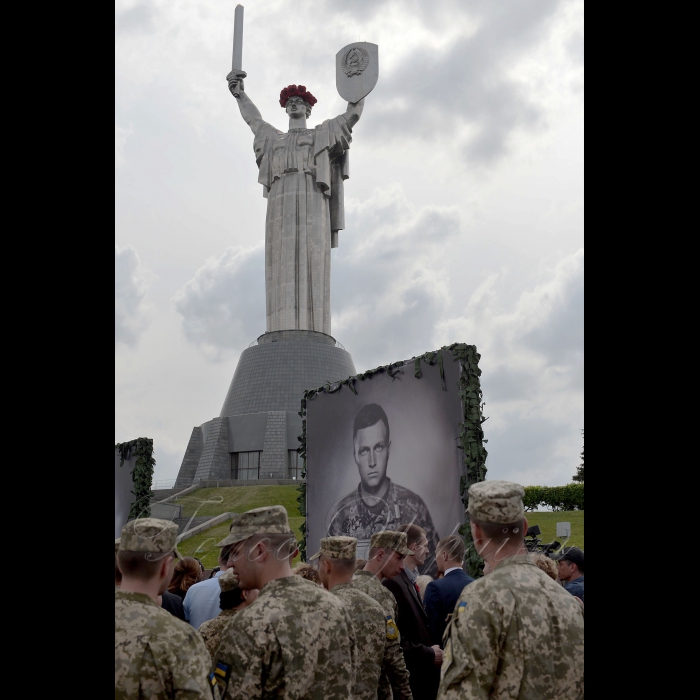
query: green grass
[
  {"left": 178, "top": 516, "right": 305, "bottom": 569},
  {"left": 525, "top": 511, "right": 584, "bottom": 550},
  {"left": 174, "top": 485, "right": 303, "bottom": 519},
  {"left": 174, "top": 486, "right": 304, "bottom": 568}
]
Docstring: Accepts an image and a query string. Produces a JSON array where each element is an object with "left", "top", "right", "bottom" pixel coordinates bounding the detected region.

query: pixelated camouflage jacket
[
  {"left": 352, "top": 571, "right": 413, "bottom": 700},
  {"left": 198, "top": 609, "right": 238, "bottom": 661},
  {"left": 438, "top": 556, "right": 585, "bottom": 700},
  {"left": 328, "top": 479, "right": 440, "bottom": 569},
  {"left": 332, "top": 582, "right": 387, "bottom": 700},
  {"left": 212, "top": 575, "right": 356, "bottom": 700},
  {"left": 115, "top": 590, "right": 212, "bottom": 700}
]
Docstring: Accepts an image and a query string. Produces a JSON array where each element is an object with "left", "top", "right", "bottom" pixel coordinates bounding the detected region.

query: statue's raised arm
[{"left": 226, "top": 71, "right": 264, "bottom": 133}]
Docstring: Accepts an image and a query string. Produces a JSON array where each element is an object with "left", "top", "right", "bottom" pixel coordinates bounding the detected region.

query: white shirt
[{"left": 444, "top": 566, "right": 462, "bottom": 576}]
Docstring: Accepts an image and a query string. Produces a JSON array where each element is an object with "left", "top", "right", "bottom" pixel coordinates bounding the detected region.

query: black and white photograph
[{"left": 306, "top": 355, "right": 465, "bottom": 576}]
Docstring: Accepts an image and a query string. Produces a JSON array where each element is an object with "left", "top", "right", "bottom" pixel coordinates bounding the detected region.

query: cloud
[
  {"left": 172, "top": 244, "right": 265, "bottom": 361},
  {"left": 115, "top": 0, "right": 157, "bottom": 34},
  {"left": 362, "top": 0, "right": 561, "bottom": 165},
  {"left": 115, "top": 245, "right": 154, "bottom": 346},
  {"left": 332, "top": 185, "right": 461, "bottom": 367},
  {"left": 115, "top": 123, "right": 133, "bottom": 169},
  {"left": 435, "top": 249, "right": 583, "bottom": 484}
]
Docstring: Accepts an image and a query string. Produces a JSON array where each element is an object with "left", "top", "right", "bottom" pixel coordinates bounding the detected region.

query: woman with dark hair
[{"left": 167, "top": 556, "right": 201, "bottom": 600}]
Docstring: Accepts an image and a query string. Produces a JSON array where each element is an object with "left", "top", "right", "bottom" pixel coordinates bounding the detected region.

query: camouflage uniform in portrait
[
  {"left": 115, "top": 518, "right": 212, "bottom": 700},
  {"left": 212, "top": 505, "right": 357, "bottom": 700},
  {"left": 329, "top": 479, "right": 440, "bottom": 567},
  {"left": 352, "top": 532, "right": 413, "bottom": 700},
  {"left": 438, "top": 482, "right": 585, "bottom": 700}
]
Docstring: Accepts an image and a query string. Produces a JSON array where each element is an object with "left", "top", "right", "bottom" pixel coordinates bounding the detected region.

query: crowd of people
[{"left": 115, "top": 480, "right": 584, "bottom": 699}]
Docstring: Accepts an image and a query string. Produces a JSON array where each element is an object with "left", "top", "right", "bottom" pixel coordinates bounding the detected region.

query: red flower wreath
[{"left": 279, "top": 84, "right": 317, "bottom": 108}]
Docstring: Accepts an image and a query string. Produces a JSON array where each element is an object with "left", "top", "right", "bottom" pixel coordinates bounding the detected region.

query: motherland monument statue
[
  {"left": 174, "top": 6, "right": 378, "bottom": 486},
  {"left": 225, "top": 5, "right": 378, "bottom": 336}
]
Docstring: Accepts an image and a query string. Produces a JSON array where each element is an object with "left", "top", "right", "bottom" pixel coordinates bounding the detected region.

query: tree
[{"left": 572, "top": 429, "right": 584, "bottom": 482}]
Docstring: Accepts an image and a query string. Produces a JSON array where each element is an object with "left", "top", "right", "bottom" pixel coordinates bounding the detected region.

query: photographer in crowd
[{"left": 553, "top": 547, "right": 585, "bottom": 603}]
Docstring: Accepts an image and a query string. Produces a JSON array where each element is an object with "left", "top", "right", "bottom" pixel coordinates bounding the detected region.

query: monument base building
[{"left": 175, "top": 330, "right": 355, "bottom": 486}]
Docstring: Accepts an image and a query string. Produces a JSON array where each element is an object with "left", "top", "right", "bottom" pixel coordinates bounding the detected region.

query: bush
[{"left": 523, "top": 483, "right": 583, "bottom": 511}]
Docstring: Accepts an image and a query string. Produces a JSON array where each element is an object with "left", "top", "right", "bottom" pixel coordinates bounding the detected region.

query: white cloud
[
  {"left": 435, "top": 249, "right": 584, "bottom": 485},
  {"left": 115, "top": 123, "right": 133, "bottom": 169},
  {"left": 115, "top": 245, "right": 154, "bottom": 346},
  {"left": 332, "top": 185, "right": 461, "bottom": 367},
  {"left": 172, "top": 244, "right": 265, "bottom": 361}
]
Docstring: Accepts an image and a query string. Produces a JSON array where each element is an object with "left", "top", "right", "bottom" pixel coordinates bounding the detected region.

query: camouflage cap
[
  {"left": 309, "top": 536, "right": 357, "bottom": 561},
  {"left": 467, "top": 480, "right": 525, "bottom": 524},
  {"left": 118, "top": 518, "right": 181, "bottom": 558},
  {"left": 218, "top": 569, "right": 241, "bottom": 592},
  {"left": 114, "top": 538, "right": 121, "bottom": 554},
  {"left": 217, "top": 505, "right": 294, "bottom": 547},
  {"left": 369, "top": 531, "right": 414, "bottom": 557}
]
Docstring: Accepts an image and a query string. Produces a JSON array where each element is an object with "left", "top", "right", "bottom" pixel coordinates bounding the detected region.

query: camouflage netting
[{"left": 116, "top": 437, "right": 156, "bottom": 520}]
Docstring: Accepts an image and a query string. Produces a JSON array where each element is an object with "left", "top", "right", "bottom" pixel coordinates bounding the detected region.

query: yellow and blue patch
[{"left": 386, "top": 615, "right": 399, "bottom": 640}]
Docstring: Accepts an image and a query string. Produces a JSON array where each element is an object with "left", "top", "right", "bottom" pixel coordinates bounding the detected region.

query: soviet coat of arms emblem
[
  {"left": 342, "top": 47, "right": 369, "bottom": 76},
  {"left": 336, "top": 42, "right": 378, "bottom": 103}
]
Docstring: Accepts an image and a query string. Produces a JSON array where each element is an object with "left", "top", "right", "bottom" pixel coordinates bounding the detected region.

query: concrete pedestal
[{"left": 175, "top": 331, "right": 356, "bottom": 486}]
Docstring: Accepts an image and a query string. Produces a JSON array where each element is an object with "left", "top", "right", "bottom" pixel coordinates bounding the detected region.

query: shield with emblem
[{"left": 336, "top": 42, "right": 379, "bottom": 103}]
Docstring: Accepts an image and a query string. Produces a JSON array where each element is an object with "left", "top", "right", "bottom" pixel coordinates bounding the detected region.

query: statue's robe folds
[{"left": 253, "top": 114, "right": 352, "bottom": 335}]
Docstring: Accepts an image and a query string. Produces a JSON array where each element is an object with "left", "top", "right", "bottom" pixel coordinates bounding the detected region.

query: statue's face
[{"left": 286, "top": 96, "right": 310, "bottom": 118}]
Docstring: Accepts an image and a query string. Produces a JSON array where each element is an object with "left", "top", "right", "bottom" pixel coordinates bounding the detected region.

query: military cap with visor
[
  {"left": 309, "top": 536, "right": 357, "bottom": 561},
  {"left": 217, "top": 505, "right": 295, "bottom": 547},
  {"left": 369, "top": 530, "right": 414, "bottom": 556},
  {"left": 118, "top": 517, "right": 182, "bottom": 558}
]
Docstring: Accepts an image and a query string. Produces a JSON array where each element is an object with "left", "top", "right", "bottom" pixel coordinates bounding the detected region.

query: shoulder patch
[
  {"left": 386, "top": 615, "right": 399, "bottom": 640},
  {"left": 457, "top": 601, "right": 467, "bottom": 614},
  {"left": 210, "top": 660, "right": 231, "bottom": 695}
]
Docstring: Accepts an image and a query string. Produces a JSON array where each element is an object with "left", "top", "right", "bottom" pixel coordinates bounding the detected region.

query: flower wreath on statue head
[{"left": 279, "top": 84, "right": 317, "bottom": 108}]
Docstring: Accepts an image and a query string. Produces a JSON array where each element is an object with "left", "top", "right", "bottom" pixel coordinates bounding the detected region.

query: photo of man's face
[{"left": 353, "top": 420, "right": 391, "bottom": 491}]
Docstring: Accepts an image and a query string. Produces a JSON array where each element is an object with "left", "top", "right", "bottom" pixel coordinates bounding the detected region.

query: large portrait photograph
[{"left": 305, "top": 351, "right": 468, "bottom": 577}]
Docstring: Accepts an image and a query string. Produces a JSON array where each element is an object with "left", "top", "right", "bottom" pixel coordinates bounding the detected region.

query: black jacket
[
  {"left": 383, "top": 570, "right": 440, "bottom": 700},
  {"left": 423, "top": 568, "right": 474, "bottom": 647}
]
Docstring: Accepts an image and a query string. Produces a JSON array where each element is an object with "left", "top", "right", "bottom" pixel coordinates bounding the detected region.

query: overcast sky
[{"left": 116, "top": 0, "right": 583, "bottom": 488}]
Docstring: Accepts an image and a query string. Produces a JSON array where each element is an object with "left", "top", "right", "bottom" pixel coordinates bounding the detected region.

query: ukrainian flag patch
[
  {"left": 386, "top": 615, "right": 399, "bottom": 640},
  {"left": 457, "top": 601, "right": 467, "bottom": 614},
  {"left": 210, "top": 661, "right": 230, "bottom": 691}
]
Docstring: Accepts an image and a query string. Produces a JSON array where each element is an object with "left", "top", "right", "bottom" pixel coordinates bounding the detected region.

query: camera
[{"left": 524, "top": 524, "right": 561, "bottom": 556}]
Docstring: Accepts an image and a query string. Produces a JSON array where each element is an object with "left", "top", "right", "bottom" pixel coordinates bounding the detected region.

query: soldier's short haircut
[
  {"left": 321, "top": 555, "right": 356, "bottom": 575},
  {"left": 437, "top": 535, "right": 466, "bottom": 562},
  {"left": 353, "top": 404, "right": 390, "bottom": 443},
  {"left": 249, "top": 533, "right": 298, "bottom": 561},
  {"left": 471, "top": 517, "right": 526, "bottom": 545},
  {"left": 220, "top": 587, "right": 246, "bottom": 611},
  {"left": 117, "top": 550, "right": 172, "bottom": 580},
  {"left": 397, "top": 523, "right": 427, "bottom": 549},
  {"left": 219, "top": 544, "right": 234, "bottom": 564}
]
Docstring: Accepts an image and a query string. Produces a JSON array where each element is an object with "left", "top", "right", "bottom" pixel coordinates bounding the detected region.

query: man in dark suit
[
  {"left": 423, "top": 534, "right": 475, "bottom": 647},
  {"left": 383, "top": 523, "right": 442, "bottom": 700}
]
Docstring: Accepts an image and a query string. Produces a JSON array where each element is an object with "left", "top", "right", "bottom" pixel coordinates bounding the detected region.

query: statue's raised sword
[{"left": 231, "top": 5, "right": 246, "bottom": 97}]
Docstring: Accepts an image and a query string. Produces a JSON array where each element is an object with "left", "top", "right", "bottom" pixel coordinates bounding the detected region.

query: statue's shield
[{"left": 336, "top": 42, "right": 378, "bottom": 103}]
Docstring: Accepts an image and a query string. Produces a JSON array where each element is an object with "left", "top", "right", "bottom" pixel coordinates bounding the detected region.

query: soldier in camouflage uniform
[
  {"left": 115, "top": 518, "right": 213, "bottom": 699},
  {"left": 312, "top": 535, "right": 396, "bottom": 700},
  {"left": 438, "top": 481, "right": 585, "bottom": 700},
  {"left": 211, "top": 505, "right": 357, "bottom": 700},
  {"left": 327, "top": 403, "right": 440, "bottom": 575},
  {"left": 197, "top": 570, "right": 258, "bottom": 660},
  {"left": 352, "top": 531, "right": 414, "bottom": 700}
]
